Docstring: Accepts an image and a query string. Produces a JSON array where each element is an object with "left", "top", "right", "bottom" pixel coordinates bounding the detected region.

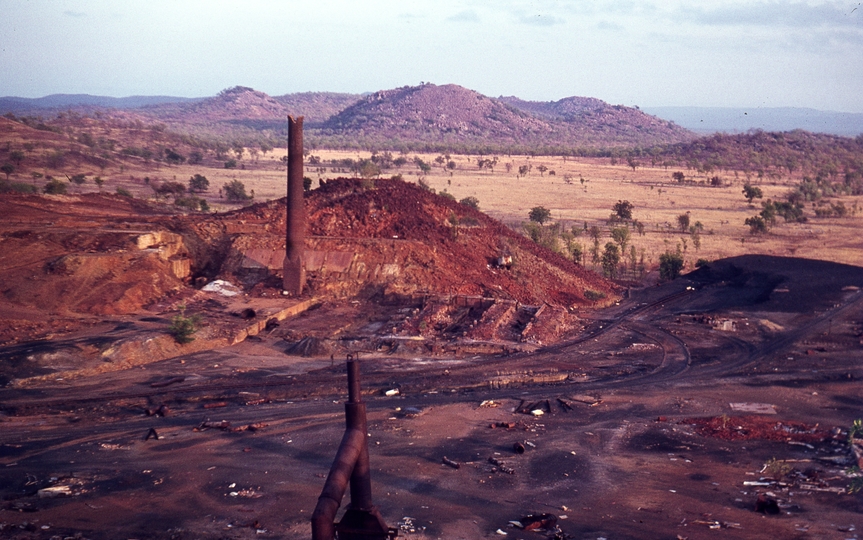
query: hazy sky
[{"left": 2, "top": 0, "right": 862, "bottom": 112}]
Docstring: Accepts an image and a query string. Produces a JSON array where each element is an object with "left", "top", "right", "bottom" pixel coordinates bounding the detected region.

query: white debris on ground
[{"left": 201, "top": 279, "right": 242, "bottom": 297}]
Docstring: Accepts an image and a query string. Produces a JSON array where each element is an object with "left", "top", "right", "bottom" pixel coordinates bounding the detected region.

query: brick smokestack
[{"left": 283, "top": 115, "right": 306, "bottom": 295}]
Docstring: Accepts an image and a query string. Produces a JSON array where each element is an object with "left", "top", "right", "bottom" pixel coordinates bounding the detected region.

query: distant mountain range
[
  {"left": 2, "top": 86, "right": 860, "bottom": 150},
  {"left": 0, "top": 93, "right": 202, "bottom": 111},
  {"left": 642, "top": 106, "right": 863, "bottom": 137}
]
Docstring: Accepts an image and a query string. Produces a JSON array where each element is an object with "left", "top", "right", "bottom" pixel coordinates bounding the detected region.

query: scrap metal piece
[
  {"left": 489, "top": 456, "right": 515, "bottom": 474},
  {"left": 442, "top": 457, "right": 460, "bottom": 469},
  {"left": 520, "top": 514, "right": 558, "bottom": 531}
]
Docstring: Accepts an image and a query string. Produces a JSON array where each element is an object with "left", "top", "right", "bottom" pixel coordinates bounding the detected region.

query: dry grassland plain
[{"left": 107, "top": 148, "right": 863, "bottom": 275}]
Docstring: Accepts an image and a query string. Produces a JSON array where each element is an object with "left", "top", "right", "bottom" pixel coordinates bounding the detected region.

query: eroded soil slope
[
  {"left": 0, "top": 181, "right": 617, "bottom": 345},
  {"left": 188, "top": 178, "right": 617, "bottom": 305}
]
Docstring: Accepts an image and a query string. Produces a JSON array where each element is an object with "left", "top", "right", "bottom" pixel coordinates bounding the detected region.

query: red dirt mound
[{"left": 206, "top": 178, "right": 618, "bottom": 306}]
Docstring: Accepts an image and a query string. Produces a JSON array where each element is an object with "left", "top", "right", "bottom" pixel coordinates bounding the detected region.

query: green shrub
[
  {"left": 174, "top": 196, "right": 208, "bottom": 211},
  {"left": 0, "top": 180, "right": 37, "bottom": 194},
  {"left": 43, "top": 178, "right": 68, "bottom": 194},
  {"left": 584, "top": 289, "right": 606, "bottom": 301},
  {"left": 659, "top": 251, "right": 684, "bottom": 281},
  {"left": 459, "top": 196, "right": 480, "bottom": 210},
  {"left": 223, "top": 179, "right": 251, "bottom": 201},
  {"left": 168, "top": 307, "right": 202, "bottom": 344}
]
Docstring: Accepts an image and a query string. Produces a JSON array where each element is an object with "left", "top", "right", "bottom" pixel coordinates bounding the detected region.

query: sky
[{"left": 1, "top": 0, "right": 862, "bottom": 112}]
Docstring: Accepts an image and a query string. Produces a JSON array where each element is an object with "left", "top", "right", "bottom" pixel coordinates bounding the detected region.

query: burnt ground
[{"left": 1, "top": 253, "right": 863, "bottom": 539}]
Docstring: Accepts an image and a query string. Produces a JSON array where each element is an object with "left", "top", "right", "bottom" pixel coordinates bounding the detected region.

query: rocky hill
[
  {"left": 1, "top": 84, "right": 695, "bottom": 151},
  {"left": 498, "top": 95, "right": 614, "bottom": 119},
  {"left": 499, "top": 95, "right": 690, "bottom": 146},
  {"left": 271, "top": 92, "right": 362, "bottom": 125},
  {"left": 143, "top": 86, "right": 290, "bottom": 123},
  {"left": 320, "top": 84, "right": 551, "bottom": 144},
  {"left": 317, "top": 84, "right": 694, "bottom": 150}
]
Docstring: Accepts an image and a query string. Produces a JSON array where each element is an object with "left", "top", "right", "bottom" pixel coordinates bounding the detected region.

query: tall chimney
[{"left": 283, "top": 115, "right": 306, "bottom": 295}]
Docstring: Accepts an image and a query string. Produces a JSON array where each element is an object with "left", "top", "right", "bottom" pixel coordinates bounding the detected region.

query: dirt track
[{"left": 2, "top": 255, "right": 863, "bottom": 539}]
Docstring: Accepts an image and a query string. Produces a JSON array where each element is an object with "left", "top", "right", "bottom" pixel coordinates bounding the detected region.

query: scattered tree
[
  {"left": 659, "top": 251, "right": 684, "bottom": 281},
  {"left": 570, "top": 242, "right": 584, "bottom": 265},
  {"left": 164, "top": 148, "right": 186, "bottom": 165},
  {"left": 745, "top": 215, "right": 768, "bottom": 234},
  {"left": 189, "top": 174, "right": 210, "bottom": 193},
  {"left": 0, "top": 163, "right": 13, "bottom": 179},
  {"left": 43, "top": 178, "right": 68, "bottom": 194},
  {"left": 689, "top": 225, "right": 702, "bottom": 251},
  {"left": 529, "top": 206, "right": 552, "bottom": 225},
  {"left": 677, "top": 212, "right": 690, "bottom": 232},
  {"left": 223, "top": 179, "right": 252, "bottom": 202},
  {"left": 612, "top": 200, "right": 634, "bottom": 221},
  {"left": 589, "top": 226, "right": 602, "bottom": 264},
  {"left": 601, "top": 242, "right": 620, "bottom": 278},
  {"left": 742, "top": 183, "right": 763, "bottom": 205},
  {"left": 359, "top": 160, "right": 381, "bottom": 179},
  {"left": 610, "top": 226, "right": 631, "bottom": 255},
  {"left": 523, "top": 221, "right": 561, "bottom": 252},
  {"left": 154, "top": 181, "right": 186, "bottom": 198},
  {"left": 459, "top": 196, "right": 479, "bottom": 210},
  {"left": 413, "top": 157, "right": 432, "bottom": 174},
  {"left": 67, "top": 173, "right": 87, "bottom": 186},
  {"left": 672, "top": 171, "right": 685, "bottom": 183},
  {"left": 175, "top": 196, "right": 208, "bottom": 211},
  {"left": 9, "top": 150, "right": 25, "bottom": 166}
]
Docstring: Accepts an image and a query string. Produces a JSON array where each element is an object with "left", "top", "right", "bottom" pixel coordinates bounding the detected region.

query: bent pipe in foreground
[
  {"left": 311, "top": 427, "right": 365, "bottom": 539},
  {"left": 311, "top": 358, "right": 395, "bottom": 540}
]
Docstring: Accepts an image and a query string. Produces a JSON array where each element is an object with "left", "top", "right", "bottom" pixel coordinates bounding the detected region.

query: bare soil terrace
[{"left": 1, "top": 254, "right": 862, "bottom": 539}]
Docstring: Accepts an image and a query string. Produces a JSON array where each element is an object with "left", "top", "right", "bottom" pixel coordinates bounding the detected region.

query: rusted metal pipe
[
  {"left": 311, "top": 358, "right": 395, "bottom": 540},
  {"left": 311, "top": 427, "right": 365, "bottom": 539},
  {"left": 283, "top": 115, "right": 306, "bottom": 295}
]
